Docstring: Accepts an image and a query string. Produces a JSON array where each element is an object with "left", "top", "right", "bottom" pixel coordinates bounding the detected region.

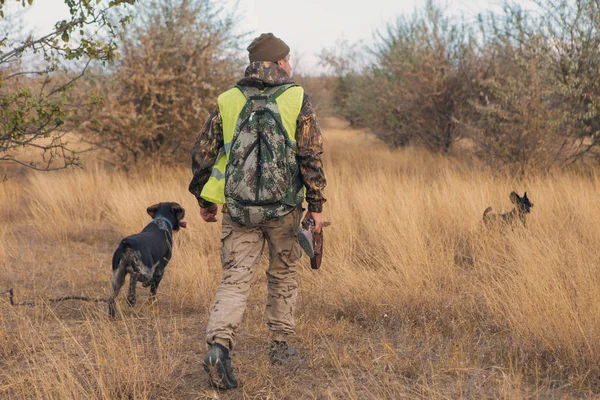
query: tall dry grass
[{"left": 1, "top": 117, "right": 600, "bottom": 398}]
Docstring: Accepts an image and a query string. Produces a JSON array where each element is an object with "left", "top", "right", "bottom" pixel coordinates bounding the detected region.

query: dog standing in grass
[
  {"left": 483, "top": 192, "right": 533, "bottom": 227},
  {"left": 108, "top": 202, "right": 186, "bottom": 317}
]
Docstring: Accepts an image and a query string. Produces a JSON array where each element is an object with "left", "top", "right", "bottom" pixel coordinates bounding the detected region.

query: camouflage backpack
[{"left": 224, "top": 84, "right": 304, "bottom": 226}]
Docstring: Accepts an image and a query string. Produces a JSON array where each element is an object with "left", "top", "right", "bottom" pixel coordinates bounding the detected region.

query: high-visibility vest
[{"left": 201, "top": 85, "right": 304, "bottom": 204}]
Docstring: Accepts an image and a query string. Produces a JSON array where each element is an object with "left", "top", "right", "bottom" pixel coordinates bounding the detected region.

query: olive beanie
[{"left": 247, "top": 33, "right": 290, "bottom": 63}]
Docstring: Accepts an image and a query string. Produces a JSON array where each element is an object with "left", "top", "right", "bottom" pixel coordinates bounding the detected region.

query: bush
[
  {"left": 324, "top": 1, "right": 476, "bottom": 152},
  {"left": 326, "top": 0, "right": 600, "bottom": 172},
  {"left": 82, "top": 0, "right": 245, "bottom": 165}
]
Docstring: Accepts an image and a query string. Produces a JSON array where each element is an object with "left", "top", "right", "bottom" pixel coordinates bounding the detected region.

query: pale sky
[{"left": 19, "top": 0, "right": 514, "bottom": 73}]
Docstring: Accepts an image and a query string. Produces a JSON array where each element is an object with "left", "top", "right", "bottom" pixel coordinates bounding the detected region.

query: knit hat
[{"left": 247, "top": 33, "right": 290, "bottom": 63}]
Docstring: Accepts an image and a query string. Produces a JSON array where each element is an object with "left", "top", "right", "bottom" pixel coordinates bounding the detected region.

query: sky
[
  {"left": 234, "top": 0, "right": 507, "bottom": 72},
  {"left": 18, "top": 0, "right": 511, "bottom": 73}
]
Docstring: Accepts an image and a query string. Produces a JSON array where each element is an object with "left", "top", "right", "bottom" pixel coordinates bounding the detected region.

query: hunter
[{"left": 188, "top": 33, "right": 327, "bottom": 389}]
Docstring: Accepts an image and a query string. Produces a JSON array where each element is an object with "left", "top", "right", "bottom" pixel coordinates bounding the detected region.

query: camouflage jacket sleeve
[
  {"left": 188, "top": 107, "right": 223, "bottom": 208},
  {"left": 296, "top": 93, "right": 327, "bottom": 212}
]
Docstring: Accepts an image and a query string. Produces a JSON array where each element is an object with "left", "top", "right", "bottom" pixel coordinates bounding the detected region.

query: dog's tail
[
  {"left": 118, "top": 246, "right": 140, "bottom": 273},
  {"left": 483, "top": 206, "right": 493, "bottom": 221}
]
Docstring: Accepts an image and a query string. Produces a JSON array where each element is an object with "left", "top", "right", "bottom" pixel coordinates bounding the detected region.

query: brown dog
[{"left": 483, "top": 192, "right": 533, "bottom": 227}]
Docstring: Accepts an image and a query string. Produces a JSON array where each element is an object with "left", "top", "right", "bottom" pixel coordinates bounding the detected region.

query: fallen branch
[{"left": 1, "top": 288, "right": 108, "bottom": 306}]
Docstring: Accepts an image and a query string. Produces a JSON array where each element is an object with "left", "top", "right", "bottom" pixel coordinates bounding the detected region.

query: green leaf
[{"left": 61, "top": 32, "right": 69, "bottom": 42}]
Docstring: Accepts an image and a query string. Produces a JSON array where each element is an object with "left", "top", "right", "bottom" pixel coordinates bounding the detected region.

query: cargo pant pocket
[{"left": 220, "top": 224, "right": 234, "bottom": 268}]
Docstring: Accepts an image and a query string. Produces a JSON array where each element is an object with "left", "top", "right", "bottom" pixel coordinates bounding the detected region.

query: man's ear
[
  {"left": 147, "top": 204, "right": 160, "bottom": 218},
  {"left": 509, "top": 192, "right": 519, "bottom": 204},
  {"left": 171, "top": 203, "right": 185, "bottom": 221}
]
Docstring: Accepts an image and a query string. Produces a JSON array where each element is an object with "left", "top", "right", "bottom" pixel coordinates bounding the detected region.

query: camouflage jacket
[{"left": 189, "top": 62, "right": 327, "bottom": 213}]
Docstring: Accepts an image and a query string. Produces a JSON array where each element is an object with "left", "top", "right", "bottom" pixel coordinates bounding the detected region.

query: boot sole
[
  {"left": 297, "top": 233, "right": 315, "bottom": 258},
  {"left": 203, "top": 357, "right": 238, "bottom": 390}
]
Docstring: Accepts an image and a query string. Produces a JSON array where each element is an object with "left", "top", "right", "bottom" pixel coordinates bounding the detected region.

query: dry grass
[{"left": 1, "top": 117, "right": 600, "bottom": 398}]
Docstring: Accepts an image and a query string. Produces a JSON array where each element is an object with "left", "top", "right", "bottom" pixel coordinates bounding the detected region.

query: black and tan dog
[
  {"left": 483, "top": 192, "right": 533, "bottom": 227},
  {"left": 108, "top": 202, "right": 186, "bottom": 317}
]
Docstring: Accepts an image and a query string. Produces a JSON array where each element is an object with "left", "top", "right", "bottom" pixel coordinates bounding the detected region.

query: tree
[
  {"left": 320, "top": 39, "right": 367, "bottom": 126},
  {"left": 470, "top": 0, "right": 600, "bottom": 173},
  {"left": 82, "top": 0, "right": 245, "bottom": 165},
  {"left": 0, "top": 0, "right": 136, "bottom": 171},
  {"left": 323, "top": 1, "right": 476, "bottom": 151},
  {"left": 470, "top": 38, "right": 567, "bottom": 174},
  {"left": 533, "top": 0, "right": 600, "bottom": 164}
]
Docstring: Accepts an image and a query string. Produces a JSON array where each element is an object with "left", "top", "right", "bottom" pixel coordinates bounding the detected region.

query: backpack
[{"left": 224, "top": 84, "right": 303, "bottom": 226}]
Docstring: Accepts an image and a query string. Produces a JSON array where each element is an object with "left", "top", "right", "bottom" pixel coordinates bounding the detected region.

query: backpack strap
[
  {"left": 265, "top": 84, "right": 297, "bottom": 141},
  {"left": 235, "top": 86, "right": 262, "bottom": 114},
  {"left": 233, "top": 84, "right": 297, "bottom": 139},
  {"left": 233, "top": 86, "right": 260, "bottom": 136},
  {"left": 266, "top": 83, "right": 297, "bottom": 103},
  {"left": 235, "top": 84, "right": 297, "bottom": 103}
]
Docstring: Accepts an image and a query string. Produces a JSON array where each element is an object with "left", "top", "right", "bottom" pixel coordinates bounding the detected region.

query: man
[{"left": 188, "top": 33, "right": 326, "bottom": 390}]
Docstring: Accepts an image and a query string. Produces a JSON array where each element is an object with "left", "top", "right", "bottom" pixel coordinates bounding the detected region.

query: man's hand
[
  {"left": 303, "top": 211, "right": 323, "bottom": 233},
  {"left": 200, "top": 204, "right": 218, "bottom": 222}
]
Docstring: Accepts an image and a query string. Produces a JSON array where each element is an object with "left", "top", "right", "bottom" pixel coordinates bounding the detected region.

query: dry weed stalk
[{"left": 1, "top": 118, "right": 600, "bottom": 397}]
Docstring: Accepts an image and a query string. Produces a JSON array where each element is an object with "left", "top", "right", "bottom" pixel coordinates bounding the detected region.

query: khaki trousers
[{"left": 205, "top": 208, "right": 302, "bottom": 349}]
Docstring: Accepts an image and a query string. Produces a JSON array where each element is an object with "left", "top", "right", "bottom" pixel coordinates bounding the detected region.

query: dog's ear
[
  {"left": 509, "top": 192, "right": 519, "bottom": 204},
  {"left": 171, "top": 203, "right": 185, "bottom": 221},
  {"left": 147, "top": 204, "right": 160, "bottom": 218}
]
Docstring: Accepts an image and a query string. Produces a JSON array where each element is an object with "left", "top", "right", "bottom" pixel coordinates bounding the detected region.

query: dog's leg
[
  {"left": 109, "top": 264, "right": 127, "bottom": 317},
  {"left": 150, "top": 267, "right": 165, "bottom": 298},
  {"left": 127, "top": 266, "right": 138, "bottom": 307}
]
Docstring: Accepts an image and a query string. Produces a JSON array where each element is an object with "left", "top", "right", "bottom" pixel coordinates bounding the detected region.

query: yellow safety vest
[{"left": 201, "top": 85, "right": 304, "bottom": 204}]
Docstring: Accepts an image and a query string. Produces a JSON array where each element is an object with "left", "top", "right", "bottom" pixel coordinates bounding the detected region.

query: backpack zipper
[
  {"left": 240, "top": 139, "right": 260, "bottom": 164},
  {"left": 259, "top": 132, "right": 275, "bottom": 158}
]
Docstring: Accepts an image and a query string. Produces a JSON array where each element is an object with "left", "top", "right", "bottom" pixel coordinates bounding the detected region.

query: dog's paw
[{"left": 126, "top": 295, "right": 137, "bottom": 307}]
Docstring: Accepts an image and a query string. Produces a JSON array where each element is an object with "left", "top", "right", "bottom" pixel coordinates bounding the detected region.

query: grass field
[{"left": 1, "top": 118, "right": 600, "bottom": 399}]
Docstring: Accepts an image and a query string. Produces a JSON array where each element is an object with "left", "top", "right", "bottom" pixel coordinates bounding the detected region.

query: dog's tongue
[{"left": 179, "top": 221, "right": 187, "bottom": 228}]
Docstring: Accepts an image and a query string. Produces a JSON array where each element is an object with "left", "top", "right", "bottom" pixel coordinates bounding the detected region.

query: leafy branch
[{"left": 0, "top": 0, "right": 137, "bottom": 172}]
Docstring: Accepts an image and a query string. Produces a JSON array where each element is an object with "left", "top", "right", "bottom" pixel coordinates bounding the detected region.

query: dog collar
[{"left": 153, "top": 216, "right": 173, "bottom": 230}]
